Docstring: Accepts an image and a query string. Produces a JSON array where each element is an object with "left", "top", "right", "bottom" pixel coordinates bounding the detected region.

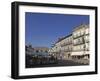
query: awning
[
  {"left": 71, "top": 52, "right": 84, "bottom": 56},
  {"left": 71, "top": 51, "right": 89, "bottom": 56}
]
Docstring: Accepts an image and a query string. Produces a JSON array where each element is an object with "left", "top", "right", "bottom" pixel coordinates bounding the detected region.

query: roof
[
  {"left": 32, "top": 47, "right": 49, "bottom": 50},
  {"left": 26, "top": 45, "right": 49, "bottom": 50},
  {"left": 56, "top": 34, "right": 72, "bottom": 43},
  {"left": 73, "top": 24, "right": 89, "bottom": 31}
]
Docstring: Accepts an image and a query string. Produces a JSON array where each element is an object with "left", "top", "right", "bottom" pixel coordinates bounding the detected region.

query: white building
[
  {"left": 72, "top": 24, "right": 89, "bottom": 60},
  {"left": 50, "top": 24, "right": 90, "bottom": 61},
  {"left": 49, "top": 34, "right": 72, "bottom": 60}
]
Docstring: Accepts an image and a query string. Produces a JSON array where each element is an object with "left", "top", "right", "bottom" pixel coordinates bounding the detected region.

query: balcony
[
  {"left": 73, "top": 34, "right": 85, "bottom": 39},
  {"left": 61, "top": 42, "right": 72, "bottom": 47}
]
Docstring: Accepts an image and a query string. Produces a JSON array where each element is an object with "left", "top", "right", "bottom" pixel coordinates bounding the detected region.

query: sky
[{"left": 25, "top": 12, "right": 89, "bottom": 48}]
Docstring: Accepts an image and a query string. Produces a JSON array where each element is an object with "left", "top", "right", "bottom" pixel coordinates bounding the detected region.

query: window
[
  {"left": 85, "top": 36, "right": 89, "bottom": 42},
  {"left": 74, "top": 33, "right": 76, "bottom": 38},
  {"left": 74, "top": 40, "right": 77, "bottom": 45},
  {"left": 86, "top": 28, "right": 89, "bottom": 34},
  {"left": 77, "top": 31, "right": 80, "bottom": 36},
  {"left": 41, "top": 50, "right": 43, "bottom": 52},
  {"left": 45, "top": 50, "right": 48, "bottom": 53},
  {"left": 36, "top": 50, "right": 39, "bottom": 53}
]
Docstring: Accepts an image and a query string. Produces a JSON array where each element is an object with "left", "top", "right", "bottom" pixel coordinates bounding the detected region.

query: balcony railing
[{"left": 61, "top": 42, "right": 72, "bottom": 47}]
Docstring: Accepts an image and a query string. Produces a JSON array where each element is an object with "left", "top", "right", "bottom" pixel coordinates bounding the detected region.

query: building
[
  {"left": 25, "top": 45, "right": 58, "bottom": 67},
  {"left": 49, "top": 24, "right": 90, "bottom": 62},
  {"left": 59, "top": 34, "right": 72, "bottom": 60},
  {"left": 49, "top": 34, "right": 72, "bottom": 60},
  {"left": 26, "top": 45, "right": 49, "bottom": 56},
  {"left": 72, "top": 24, "right": 89, "bottom": 60},
  {"left": 49, "top": 39, "right": 61, "bottom": 59}
]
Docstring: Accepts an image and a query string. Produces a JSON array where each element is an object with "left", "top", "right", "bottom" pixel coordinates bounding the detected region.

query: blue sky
[{"left": 25, "top": 12, "right": 89, "bottom": 48}]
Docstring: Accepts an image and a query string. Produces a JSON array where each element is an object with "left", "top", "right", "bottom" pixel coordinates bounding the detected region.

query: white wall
[{"left": 0, "top": 0, "right": 99, "bottom": 81}]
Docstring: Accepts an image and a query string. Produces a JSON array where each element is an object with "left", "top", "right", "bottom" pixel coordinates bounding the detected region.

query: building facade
[
  {"left": 49, "top": 34, "right": 72, "bottom": 60},
  {"left": 26, "top": 45, "right": 49, "bottom": 56},
  {"left": 72, "top": 24, "right": 89, "bottom": 60},
  {"left": 49, "top": 24, "right": 90, "bottom": 62}
]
